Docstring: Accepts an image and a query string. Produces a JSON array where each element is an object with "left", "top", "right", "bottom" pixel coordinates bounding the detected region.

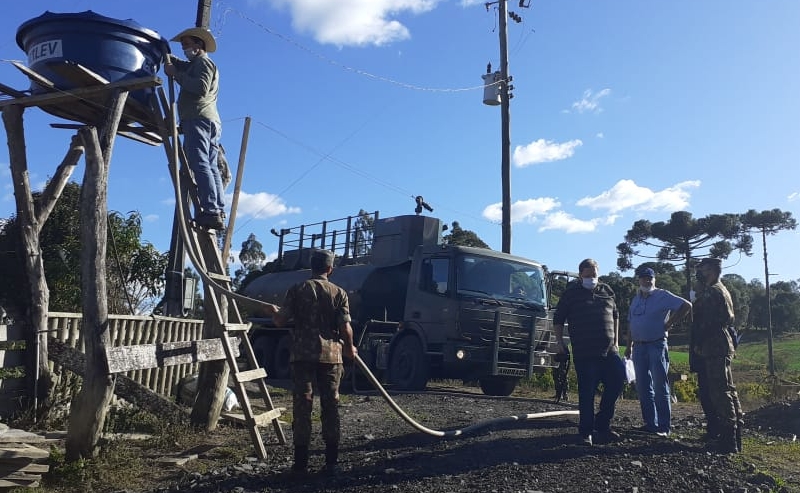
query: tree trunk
[
  {"left": 190, "top": 229, "right": 228, "bottom": 430},
  {"left": 65, "top": 90, "right": 128, "bottom": 461},
  {"left": 2, "top": 105, "right": 52, "bottom": 413}
]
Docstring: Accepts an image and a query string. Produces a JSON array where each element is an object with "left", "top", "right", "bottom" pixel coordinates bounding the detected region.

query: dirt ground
[{"left": 128, "top": 382, "right": 800, "bottom": 493}]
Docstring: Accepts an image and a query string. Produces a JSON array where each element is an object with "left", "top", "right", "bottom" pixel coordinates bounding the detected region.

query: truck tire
[
  {"left": 479, "top": 376, "right": 519, "bottom": 396},
  {"left": 271, "top": 334, "right": 292, "bottom": 380},
  {"left": 389, "top": 336, "right": 428, "bottom": 391}
]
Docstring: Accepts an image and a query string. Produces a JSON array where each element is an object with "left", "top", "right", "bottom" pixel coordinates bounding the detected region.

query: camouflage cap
[{"left": 310, "top": 249, "right": 335, "bottom": 271}]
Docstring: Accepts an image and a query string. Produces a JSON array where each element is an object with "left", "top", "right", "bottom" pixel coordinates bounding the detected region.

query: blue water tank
[{"left": 15, "top": 11, "right": 169, "bottom": 107}]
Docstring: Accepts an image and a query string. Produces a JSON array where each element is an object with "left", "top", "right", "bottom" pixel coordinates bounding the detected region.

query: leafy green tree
[
  {"left": 232, "top": 233, "right": 266, "bottom": 291},
  {"left": 769, "top": 280, "right": 800, "bottom": 334},
  {"left": 721, "top": 273, "right": 751, "bottom": 333},
  {"left": 0, "top": 182, "right": 167, "bottom": 315},
  {"left": 353, "top": 209, "right": 375, "bottom": 257},
  {"left": 443, "top": 221, "right": 489, "bottom": 248},
  {"left": 616, "top": 211, "right": 753, "bottom": 298}
]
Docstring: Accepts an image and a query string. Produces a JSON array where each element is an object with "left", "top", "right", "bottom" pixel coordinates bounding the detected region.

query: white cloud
[
  {"left": 482, "top": 197, "right": 561, "bottom": 223},
  {"left": 596, "top": 132, "right": 604, "bottom": 139},
  {"left": 236, "top": 190, "right": 301, "bottom": 219},
  {"left": 144, "top": 214, "right": 159, "bottom": 223},
  {"left": 513, "top": 139, "right": 582, "bottom": 167},
  {"left": 788, "top": 192, "right": 799, "bottom": 202},
  {"left": 569, "top": 88, "right": 611, "bottom": 114},
  {"left": 263, "top": 0, "right": 439, "bottom": 46},
  {"left": 538, "top": 211, "right": 598, "bottom": 233},
  {"left": 576, "top": 179, "right": 699, "bottom": 214}
]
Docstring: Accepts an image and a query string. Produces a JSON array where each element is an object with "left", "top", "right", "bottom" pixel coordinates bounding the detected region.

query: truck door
[{"left": 405, "top": 255, "right": 451, "bottom": 349}]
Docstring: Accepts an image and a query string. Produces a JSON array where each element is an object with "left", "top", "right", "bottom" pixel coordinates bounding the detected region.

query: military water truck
[{"left": 241, "top": 211, "right": 562, "bottom": 396}]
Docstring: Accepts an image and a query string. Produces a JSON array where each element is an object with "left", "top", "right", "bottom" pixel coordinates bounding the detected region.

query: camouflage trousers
[
  {"left": 695, "top": 355, "right": 743, "bottom": 433},
  {"left": 291, "top": 361, "right": 343, "bottom": 447}
]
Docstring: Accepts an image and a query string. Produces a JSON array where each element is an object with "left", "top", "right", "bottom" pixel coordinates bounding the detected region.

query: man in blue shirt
[{"left": 625, "top": 266, "right": 692, "bottom": 436}]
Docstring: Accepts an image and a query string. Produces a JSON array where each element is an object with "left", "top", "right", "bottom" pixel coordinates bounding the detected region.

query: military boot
[
  {"left": 713, "top": 429, "right": 738, "bottom": 454},
  {"left": 703, "top": 417, "right": 721, "bottom": 442},
  {"left": 322, "top": 443, "right": 340, "bottom": 476},
  {"left": 291, "top": 445, "right": 309, "bottom": 475}
]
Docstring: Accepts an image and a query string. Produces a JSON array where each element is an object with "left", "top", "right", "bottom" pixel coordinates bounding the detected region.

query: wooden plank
[
  {"left": 48, "top": 339, "right": 187, "bottom": 423},
  {"left": 2, "top": 472, "right": 45, "bottom": 481},
  {"left": 222, "top": 407, "right": 284, "bottom": 427},
  {"left": 10, "top": 61, "right": 57, "bottom": 91},
  {"left": 0, "top": 82, "right": 26, "bottom": 98},
  {"left": 224, "top": 323, "right": 251, "bottom": 332},
  {"left": 0, "top": 76, "right": 161, "bottom": 109},
  {"left": 206, "top": 272, "right": 231, "bottom": 282},
  {"left": 0, "top": 478, "right": 40, "bottom": 488},
  {"left": 0, "top": 461, "right": 49, "bottom": 474},
  {"left": 0, "top": 429, "right": 45, "bottom": 443},
  {"left": 105, "top": 337, "right": 240, "bottom": 373},
  {"left": 234, "top": 368, "right": 267, "bottom": 383},
  {"left": 45, "top": 60, "right": 110, "bottom": 87},
  {"left": 0, "top": 443, "right": 49, "bottom": 459},
  {"left": 117, "top": 129, "right": 162, "bottom": 146}
]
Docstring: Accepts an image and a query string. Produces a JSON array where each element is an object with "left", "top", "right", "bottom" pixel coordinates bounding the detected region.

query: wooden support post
[
  {"left": 65, "top": 89, "right": 128, "bottom": 461},
  {"left": 2, "top": 105, "right": 50, "bottom": 413},
  {"left": 190, "top": 230, "right": 230, "bottom": 430}
]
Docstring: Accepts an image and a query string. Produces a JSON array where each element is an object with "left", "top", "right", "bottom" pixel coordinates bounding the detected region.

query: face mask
[
  {"left": 639, "top": 286, "right": 653, "bottom": 294},
  {"left": 582, "top": 277, "right": 598, "bottom": 290},
  {"left": 183, "top": 48, "right": 200, "bottom": 60}
]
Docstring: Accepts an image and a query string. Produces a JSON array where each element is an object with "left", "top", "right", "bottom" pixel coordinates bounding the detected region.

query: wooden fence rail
[{"left": 0, "top": 312, "right": 206, "bottom": 418}]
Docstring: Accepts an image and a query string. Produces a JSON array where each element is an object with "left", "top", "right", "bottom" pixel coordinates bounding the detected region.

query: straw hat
[{"left": 171, "top": 27, "right": 216, "bottom": 53}]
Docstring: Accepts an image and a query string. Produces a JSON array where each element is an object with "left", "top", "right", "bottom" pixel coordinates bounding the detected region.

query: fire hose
[{"left": 352, "top": 354, "right": 579, "bottom": 438}]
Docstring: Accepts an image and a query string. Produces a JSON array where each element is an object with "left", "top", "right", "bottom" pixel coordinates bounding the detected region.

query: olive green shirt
[{"left": 171, "top": 53, "right": 220, "bottom": 123}]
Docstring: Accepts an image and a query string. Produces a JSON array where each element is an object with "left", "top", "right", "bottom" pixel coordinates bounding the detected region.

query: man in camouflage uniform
[
  {"left": 690, "top": 257, "right": 743, "bottom": 453},
  {"left": 268, "top": 249, "right": 357, "bottom": 475}
]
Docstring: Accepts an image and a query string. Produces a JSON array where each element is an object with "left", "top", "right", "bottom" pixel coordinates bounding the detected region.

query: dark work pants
[
  {"left": 695, "top": 355, "right": 742, "bottom": 435},
  {"left": 572, "top": 352, "right": 626, "bottom": 437},
  {"left": 291, "top": 361, "right": 343, "bottom": 447}
]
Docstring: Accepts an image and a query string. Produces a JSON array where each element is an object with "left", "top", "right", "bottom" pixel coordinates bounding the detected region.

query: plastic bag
[{"left": 625, "top": 358, "right": 636, "bottom": 383}]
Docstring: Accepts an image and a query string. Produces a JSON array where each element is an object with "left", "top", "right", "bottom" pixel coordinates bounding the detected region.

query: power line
[{"left": 216, "top": 1, "right": 500, "bottom": 94}]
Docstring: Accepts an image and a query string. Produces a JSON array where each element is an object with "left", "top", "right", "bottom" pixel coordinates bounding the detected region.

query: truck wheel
[
  {"left": 271, "top": 334, "right": 292, "bottom": 380},
  {"left": 389, "top": 336, "right": 428, "bottom": 391},
  {"left": 479, "top": 376, "right": 518, "bottom": 396}
]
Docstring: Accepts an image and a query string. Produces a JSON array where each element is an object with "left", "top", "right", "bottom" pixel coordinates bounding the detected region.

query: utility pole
[
  {"left": 162, "top": 0, "right": 213, "bottom": 317},
  {"left": 483, "top": 0, "right": 525, "bottom": 254},
  {"left": 762, "top": 230, "right": 775, "bottom": 376},
  {"left": 498, "top": 0, "right": 512, "bottom": 254}
]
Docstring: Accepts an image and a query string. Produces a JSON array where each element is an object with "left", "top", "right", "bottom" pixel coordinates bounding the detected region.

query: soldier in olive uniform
[
  {"left": 690, "top": 257, "right": 743, "bottom": 453},
  {"left": 268, "top": 249, "right": 357, "bottom": 475}
]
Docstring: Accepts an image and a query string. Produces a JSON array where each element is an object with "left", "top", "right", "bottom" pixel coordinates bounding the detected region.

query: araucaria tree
[{"left": 616, "top": 211, "right": 753, "bottom": 297}]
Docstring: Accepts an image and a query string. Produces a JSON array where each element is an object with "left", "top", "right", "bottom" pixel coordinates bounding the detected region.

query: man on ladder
[{"left": 165, "top": 26, "right": 225, "bottom": 230}]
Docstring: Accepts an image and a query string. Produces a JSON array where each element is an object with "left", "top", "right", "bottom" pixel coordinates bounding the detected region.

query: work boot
[
  {"left": 712, "top": 428, "right": 738, "bottom": 454},
  {"left": 291, "top": 445, "right": 309, "bottom": 475},
  {"left": 703, "top": 418, "right": 721, "bottom": 442},
  {"left": 322, "top": 443, "right": 340, "bottom": 476}
]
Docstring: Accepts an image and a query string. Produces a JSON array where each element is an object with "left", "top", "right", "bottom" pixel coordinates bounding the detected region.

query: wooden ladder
[{"left": 151, "top": 85, "right": 286, "bottom": 459}]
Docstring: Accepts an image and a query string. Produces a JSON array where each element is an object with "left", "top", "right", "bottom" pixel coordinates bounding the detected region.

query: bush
[{"left": 672, "top": 378, "right": 698, "bottom": 402}]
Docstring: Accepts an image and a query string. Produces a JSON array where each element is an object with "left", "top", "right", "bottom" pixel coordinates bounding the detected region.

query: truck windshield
[{"left": 456, "top": 254, "right": 546, "bottom": 307}]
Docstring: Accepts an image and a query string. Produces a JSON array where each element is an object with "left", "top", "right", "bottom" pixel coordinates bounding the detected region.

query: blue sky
[{"left": 1, "top": 0, "right": 798, "bottom": 286}]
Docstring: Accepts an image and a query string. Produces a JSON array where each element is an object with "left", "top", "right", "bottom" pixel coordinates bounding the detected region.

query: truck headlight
[{"left": 456, "top": 349, "right": 466, "bottom": 360}]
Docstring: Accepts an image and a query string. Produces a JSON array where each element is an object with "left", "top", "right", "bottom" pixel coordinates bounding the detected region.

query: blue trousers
[
  {"left": 632, "top": 339, "right": 671, "bottom": 433},
  {"left": 573, "top": 352, "right": 626, "bottom": 436},
  {"left": 182, "top": 118, "right": 224, "bottom": 215}
]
